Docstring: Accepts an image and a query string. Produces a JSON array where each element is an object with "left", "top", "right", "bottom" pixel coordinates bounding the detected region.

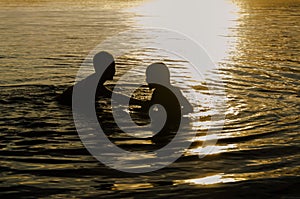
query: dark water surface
[{"left": 0, "top": 0, "right": 299, "bottom": 198}]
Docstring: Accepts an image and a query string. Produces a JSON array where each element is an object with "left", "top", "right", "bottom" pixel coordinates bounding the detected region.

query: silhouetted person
[
  {"left": 142, "top": 63, "right": 193, "bottom": 143},
  {"left": 57, "top": 51, "right": 116, "bottom": 106}
]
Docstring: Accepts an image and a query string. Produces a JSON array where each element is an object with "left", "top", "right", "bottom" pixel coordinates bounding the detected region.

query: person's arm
[
  {"left": 139, "top": 89, "right": 157, "bottom": 112},
  {"left": 111, "top": 91, "right": 147, "bottom": 107}
]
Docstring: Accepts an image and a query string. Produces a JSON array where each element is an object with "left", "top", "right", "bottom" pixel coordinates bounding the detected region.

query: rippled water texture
[{"left": 0, "top": 0, "right": 299, "bottom": 198}]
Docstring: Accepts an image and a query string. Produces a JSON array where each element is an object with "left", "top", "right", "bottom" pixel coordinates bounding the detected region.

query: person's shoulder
[
  {"left": 169, "top": 85, "right": 183, "bottom": 95},
  {"left": 57, "top": 85, "right": 73, "bottom": 105},
  {"left": 79, "top": 73, "right": 97, "bottom": 83},
  {"left": 73, "top": 73, "right": 100, "bottom": 89}
]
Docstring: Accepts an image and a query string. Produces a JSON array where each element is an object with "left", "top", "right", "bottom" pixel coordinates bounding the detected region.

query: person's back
[{"left": 150, "top": 84, "right": 181, "bottom": 131}]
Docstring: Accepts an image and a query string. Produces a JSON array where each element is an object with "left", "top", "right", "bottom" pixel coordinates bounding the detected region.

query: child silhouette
[
  {"left": 142, "top": 62, "right": 193, "bottom": 142},
  {"left": 58, "top": 51, "right": 142, "bottom": 106},
  {"left": 57, "top": 51, "right": 116, "bottom": 106}
]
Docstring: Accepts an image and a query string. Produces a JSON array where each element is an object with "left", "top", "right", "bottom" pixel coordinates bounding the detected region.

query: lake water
[{"left": 0, "top": 0, "right": 299, "bottom": 198}]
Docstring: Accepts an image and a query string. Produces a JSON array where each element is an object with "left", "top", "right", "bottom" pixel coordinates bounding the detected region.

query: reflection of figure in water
[
  {"left": 142, "top": 63, "right": 193, "bottom": 143},
  {"left": 57, "top": 51, "right": 116, "bottom": 105}
]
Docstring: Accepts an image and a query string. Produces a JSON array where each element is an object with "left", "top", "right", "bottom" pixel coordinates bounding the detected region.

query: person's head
[
  {"left": 146, "top": 62, "right": 170, "bottom": 88},
  {"left": 93, "top": 51, "right": 116, "bottom": 81}
]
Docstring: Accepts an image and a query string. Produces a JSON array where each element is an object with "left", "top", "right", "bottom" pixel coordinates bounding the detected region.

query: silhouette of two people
[{"left": 58, "top": 51, "right": 193, "bottom": 145}]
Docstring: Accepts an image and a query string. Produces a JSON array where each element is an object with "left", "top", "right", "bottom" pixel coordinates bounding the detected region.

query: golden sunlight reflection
[
  {"left": 174, "top": 174, "right": 238, "bottom": 186},
  {"left": 112, "top": 183, "right": 154, "bottom": 191},
  {"left": 131, "top": 0, "right": 238, "bottom": 63},
  {"left": 188, "top": 144, "right": 237, "bottom": 156},
  {"left": 115, "top": 139, "right": 152, "bottom": 145},
  {"left": 175, "top": 167, "right": 300, "bottom": 186},
  {"left": 191, "top": 134, "right": 219, "bottom": 142},
  {"left": 1, "top": 0, "right": 299, "bottom": 197}
]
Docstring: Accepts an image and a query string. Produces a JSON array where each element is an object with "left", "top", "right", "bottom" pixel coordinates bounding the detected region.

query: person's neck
[{"left": 156, "top": 83, "right": 171, "bottom": 89}]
